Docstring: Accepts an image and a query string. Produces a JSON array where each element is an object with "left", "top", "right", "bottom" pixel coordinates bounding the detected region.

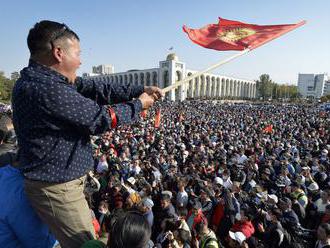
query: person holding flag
[{"left": 12, "top": 20, "right": 163, "bottom": 248}]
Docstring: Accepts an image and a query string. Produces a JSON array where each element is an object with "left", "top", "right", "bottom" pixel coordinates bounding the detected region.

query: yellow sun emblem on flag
[{"left": 218, "top": 28, "right": 256, "bottom": 42}]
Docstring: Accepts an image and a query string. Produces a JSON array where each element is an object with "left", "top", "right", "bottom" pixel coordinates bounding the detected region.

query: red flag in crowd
[
  {"left": 263, "top": 125, "right": 273, "bottom": 134},
  {"left": 141, "top": 110, "right": 148, "bottom": 119},
  {"left": 154, "top": 109, "right": 161, "bottom": 128},
  {"left": 183, "top": 18, "right": 305, "bottom": 51},
  {"left": 320, "top": 111, "right": 326, "bottom": 118}
]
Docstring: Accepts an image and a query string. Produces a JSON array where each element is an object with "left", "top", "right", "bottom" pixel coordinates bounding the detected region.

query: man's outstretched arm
[{"left": 75, "top": 77, "right": 163, "bottom": 105}]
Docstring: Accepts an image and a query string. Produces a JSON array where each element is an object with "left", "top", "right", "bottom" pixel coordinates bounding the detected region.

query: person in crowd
[
  {"left": 0, "top": 153, "right": 57, "bottom": 248},
  {"left": 166, "top": 228, "right": 192, "bottom": 248},
  {"left": 315, "top": 223, "right": 330, "bottom": 248},
  {"left": 315, "top": 189, "right": 330, "bottom": 214},
  {"left": 231, "top": 209, "right": 255, "bottom": 240},
  {"left": 12, "top": 20, "right": 163, "bottom": 247},
  {"left": 216, "top": 188, "right": 237, "bottom": 240},
  {"left": 140, "top": 197, "right": 155, "bottom": 228},
  {"left": 186, "top": 200, "right": 207, "bottom": 233},
  {"left": 82, "top": 211, "right": 152, "bottom": 248},
  {"left": 194, "top": 220, "right": 220, "bottom": 248}
]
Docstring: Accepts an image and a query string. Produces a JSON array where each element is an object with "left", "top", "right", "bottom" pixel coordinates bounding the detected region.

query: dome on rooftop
[{"left": 166, "top": 53, "right": 179, "bottom": 61}]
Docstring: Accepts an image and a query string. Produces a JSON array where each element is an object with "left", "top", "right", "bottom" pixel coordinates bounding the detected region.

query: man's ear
[{"left": 52, "top": 46, "right": 64, "bottom": 63}]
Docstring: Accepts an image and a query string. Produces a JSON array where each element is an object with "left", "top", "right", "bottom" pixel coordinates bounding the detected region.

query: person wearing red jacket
[
  {"left": 230, "top": 209, "right": 255, "bottom": 239},
  {"left": 211, "top": 198, "right": 225, "bottom": 231},
  {"left": 186, "top": 200, "right": 207, "bottom": 233}
]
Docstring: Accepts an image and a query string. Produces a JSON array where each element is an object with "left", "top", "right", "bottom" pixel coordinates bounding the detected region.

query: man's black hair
[
  {"left": 109, "top": 211, "right": 151, "bottom": 248},
  {"left": 27, "top": 20, "right": 79, "bottom": 56},
  {"left": 177, "top": 229, "right": 191, "bottom": 244}
]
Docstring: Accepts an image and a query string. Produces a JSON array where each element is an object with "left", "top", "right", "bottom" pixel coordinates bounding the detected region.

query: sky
[{"left": 0, "top": 0, "right": 329, "bottom": 85}]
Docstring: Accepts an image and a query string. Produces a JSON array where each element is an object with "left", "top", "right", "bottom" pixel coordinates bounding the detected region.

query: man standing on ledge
[{"left": 12, "top": 20, "right": 163, "bottom": 248}]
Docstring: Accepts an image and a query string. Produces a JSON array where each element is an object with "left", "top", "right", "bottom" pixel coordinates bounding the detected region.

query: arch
[
  {"left": 124, "top": 75, "right": 128, "bottom": 84},
  {"left": 146, "top": 72, "right": 151, "bottom": 86},
  {"left": 225, "top": 79, "right": 229, "bottom": 98},
  {"left": 238, "top": 81, "right": 241, "bottom": 98},
  {"left": 241, "top": 82, "right": 245, "bottom": 98},
  {"left": 228, "top": 79, "right": 233, "bottom": 97},
  {"left": 134, "top": 73, "right": 138, "bottom": 86},
  {"left": 211, "top": 77, "right": 216, "bottom": 98},
  {"left": 119, "top": 75, "right": 123, "bottom": 84},
  {"left": 129, "top": 74, "right": 133, "bottom": 84},
  {"left": 163, "top": 71, "right": 170, "bottom": 99},
  {"left": 216, "top": 78, "right": 220, "bottom": 98},
  {"left": 152, "top": 71, "right": 158, "bottom": 86},
  {"left": 221, "top": 78, "right": 225, "bottom": 97},
  {"left": 238, "top": 81, "right": 241, "bottom": 97},
  {"left": 140, "top": 72, "right": 144, "bottom": 86},
  {"left": 246, "top": 83, "right": 250, "bottom": 99},
  {"left": 110, "top": 76, "right": 114, "bottom": 83},
  {"left": 244, "top": 82, "right": 248, "bottom": 98},
  {"left": 194, "top": 77, "right": 199, "bottom": 98},
  {"left": 200, "top": 75, "right": 205, "bottom": 98},
  {"left": 233, "top": 80, "right": 237, "bottom": 98},
  {"left": 205, "top": 76, "right": 210, "bottom": 98},
  {"left": 187, "top": 72, "right": 193, "bottom": 98},
  {"left": 250, "top": 83, "right": 253, "bottom": 99},
  {"left": 163, "top": 71, "right": 170, "bottom": 87},
  {"left": 175, "top": 71, "right": 182, "bottom": 101}
]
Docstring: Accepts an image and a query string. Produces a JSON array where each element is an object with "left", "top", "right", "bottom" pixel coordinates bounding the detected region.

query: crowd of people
[
  {"left": 80, "top": 101, "right": 330, "bottom": 248},
  {"left": 1, "top": 20, "right": 330, "bottom": 248}
]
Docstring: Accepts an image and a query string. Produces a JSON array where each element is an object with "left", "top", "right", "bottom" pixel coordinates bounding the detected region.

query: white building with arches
[{"left": 85, "top": 53, "right": 256, "bottom": 101}]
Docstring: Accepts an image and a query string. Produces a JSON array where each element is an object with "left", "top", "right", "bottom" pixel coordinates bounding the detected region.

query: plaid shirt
[{"left": 12, "top": 60, "right": 143, "bottom": 183}]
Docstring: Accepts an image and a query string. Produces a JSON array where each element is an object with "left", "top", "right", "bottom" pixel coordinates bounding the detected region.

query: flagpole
[{"left": 162, "top": 49, "right": 250, "bottom": 93}]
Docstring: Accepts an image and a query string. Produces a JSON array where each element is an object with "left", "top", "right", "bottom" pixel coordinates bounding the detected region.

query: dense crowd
[{"left": 81, "top": 101, "right": 330, "bottom": 248}]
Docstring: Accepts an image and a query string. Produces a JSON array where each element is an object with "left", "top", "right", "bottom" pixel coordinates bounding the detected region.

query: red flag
[
  {"left": 141, "top": 110, "right": 147, "bottom": 119},
  {"left": 154, "top": 109, "right": 161, "bottom": 128},
  {"left": 183, "top": 18, "right": 305, "bottom": 51},
  {"left": 263, "top": 125, "right": 273, "bottom": 133},
  {"left": 320, "top": 111, "right": 326, "bottom": 118}
]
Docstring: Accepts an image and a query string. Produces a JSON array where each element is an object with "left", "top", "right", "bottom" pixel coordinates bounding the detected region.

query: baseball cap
[
  {"left": 229, "top": 231, "right": 246, "bottom": 245},
  {"left": 142, "top": 198, "right": 154, "bottom": 209},
  {"left": 127, "top": 177, "right": 136, "bottom": 185},
  {"left": 308, "top": 182, "right": 319, "bottom": 191},
  {"left": 161, "top": 190, "right": 173, "bottom": 199},
  {"left": 268, "top": 194, "right": 278, "bottom": 203},
  {"left": 214, "top": 177, "right": 224, "bottom": 186}
]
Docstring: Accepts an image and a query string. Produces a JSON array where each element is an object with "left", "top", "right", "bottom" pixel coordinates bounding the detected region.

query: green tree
[
  {"left": 0, "top": 71, "right": 15, "bottom": 103},
  {"left": 11, "top": 71, "right": 20, "bottom": 81},
  {"left": 320, "top": 94, "right": 330, "bottom": 102},
  {"left": 256, "top": 74, "right": 300, "bottom": 101},
  {"left": 256, "top": 74, "right": 274, "bottom": 100}
]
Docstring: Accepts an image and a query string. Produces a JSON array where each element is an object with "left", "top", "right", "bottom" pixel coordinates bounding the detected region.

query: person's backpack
[{"left": 201, "top": 236, "right": 223, "bottom": 248}]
